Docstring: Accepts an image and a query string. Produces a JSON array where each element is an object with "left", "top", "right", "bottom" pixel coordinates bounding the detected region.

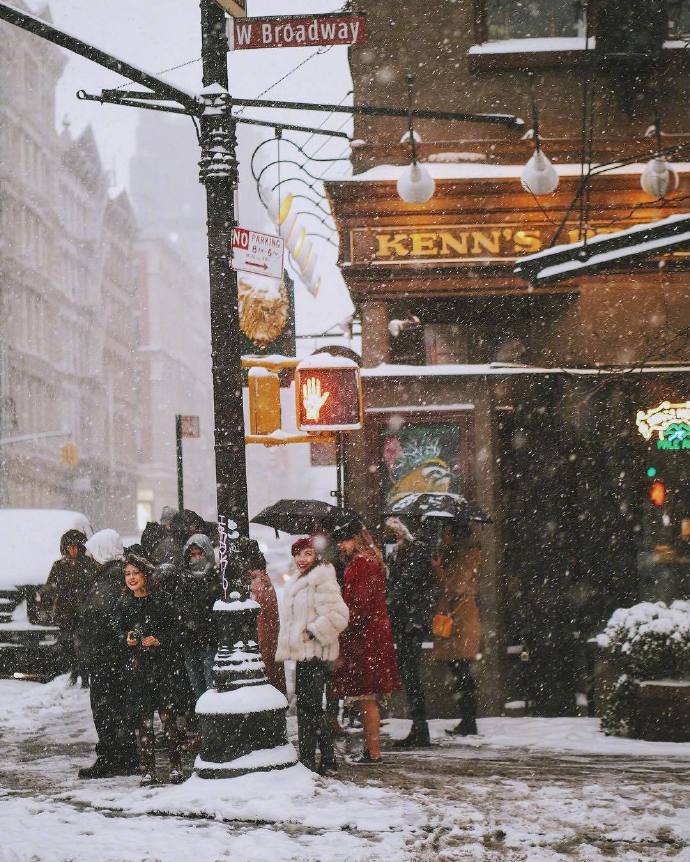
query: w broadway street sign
[
  {"left": 228, "top": 13, "right": 367, "bottom": 50},
  {"left": 231, "top": 227, "right": 284, "bottom": 280}
]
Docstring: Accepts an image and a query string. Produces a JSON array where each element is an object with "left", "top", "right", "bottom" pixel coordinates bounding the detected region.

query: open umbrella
[
  {"left": 385, "top": 492, "right": 491, "bottom": 524},
  {"left": 251, "top": 499, "right": 338, "bottom": 537}
]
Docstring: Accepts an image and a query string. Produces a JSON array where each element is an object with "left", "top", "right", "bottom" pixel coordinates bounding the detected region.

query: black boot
[
  {"left": 77, "top": 758, "right": 120, "bottom": 779},
  {"left": 393, "top": 719, "right": 431, "bottom": 748},
  {"left": 445, "top": 718, "right": 478, "bottom": 736}
]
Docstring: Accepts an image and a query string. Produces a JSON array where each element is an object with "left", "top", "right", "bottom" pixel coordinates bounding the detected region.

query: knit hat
[
  {"left": 85, "top": 529, "right": 124, "bottom": 565},
  {"left": 291, "top": 536, "right": 314, "bottom": 557}
]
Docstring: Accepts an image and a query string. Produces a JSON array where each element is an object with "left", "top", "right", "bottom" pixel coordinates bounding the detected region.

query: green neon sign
[{"left": 656, "top": 421, "right": 690, "bottom": 451}]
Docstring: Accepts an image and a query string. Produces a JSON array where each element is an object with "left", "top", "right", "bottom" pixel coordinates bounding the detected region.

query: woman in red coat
[{"left": 331, "top": 519, "right": 400, "bottom": 764}]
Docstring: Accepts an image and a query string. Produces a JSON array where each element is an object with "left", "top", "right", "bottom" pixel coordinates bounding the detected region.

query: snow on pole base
[{"left": 195, "top": 592, "right": 297, "bottom": 780}]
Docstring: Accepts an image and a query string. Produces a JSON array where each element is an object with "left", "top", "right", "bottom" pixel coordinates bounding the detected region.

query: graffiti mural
[{"left": 382, "top": 423, "right": 463, "bottom": 506}]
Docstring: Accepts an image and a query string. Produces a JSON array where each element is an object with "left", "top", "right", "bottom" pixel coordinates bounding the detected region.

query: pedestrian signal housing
[{"left": 295, "top": 355, "right": 363, "bottom": 432}]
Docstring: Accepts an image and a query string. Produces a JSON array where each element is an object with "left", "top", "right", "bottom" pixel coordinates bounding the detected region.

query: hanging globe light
[
  {"left": 520, "top": 150, "right": 559, "bottom": 196},
  {"left": 640, "top": 157, "right": 678, "bottom": 199},
  {"left": 397, "top": 162, "right": 435, "bottom": 204}
]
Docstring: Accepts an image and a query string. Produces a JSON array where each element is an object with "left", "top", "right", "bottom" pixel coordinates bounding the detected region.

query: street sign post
[
  {"left": 215, "top": 0, "right": 247, "bottom": 17},
  {"left": 228, "top": 13, "right": 367, "bottom": 50},
  {"left": 175, "top": 414, "right": 200, "bottom": 511},
  {"left": 179, "top": 415, "right": 201, "bottom": 438},
  {"left": 231, "top": 227, "right": 284, "bottom": 279}
]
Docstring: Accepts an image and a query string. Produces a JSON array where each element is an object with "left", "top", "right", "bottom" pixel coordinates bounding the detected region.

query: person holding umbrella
[{"left": 331, "top": 518, "right": 401, "bottom": 764}]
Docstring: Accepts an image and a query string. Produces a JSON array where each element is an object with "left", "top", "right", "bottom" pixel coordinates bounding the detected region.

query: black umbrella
[
  {"left": 251, "top": 499, "right": 338, "bottom": 536},
  {"left": 385, "top": 492, "right": 491, "bottom": 524}
]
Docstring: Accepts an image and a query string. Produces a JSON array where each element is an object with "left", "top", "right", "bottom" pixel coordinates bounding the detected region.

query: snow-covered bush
[{"left": 597, "top": 600, "right": 690, "bottom": 736}]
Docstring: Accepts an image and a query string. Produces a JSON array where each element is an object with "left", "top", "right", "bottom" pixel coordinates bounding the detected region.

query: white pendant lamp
[
  {"left": 397, "top": 162, "right": 435, "bottom": 204},
  {"left": 641, "top": 157, "right": 678, "bottom": 198},
  {"left": 520, "top": 149, "right": 559, "bottom": 196}
]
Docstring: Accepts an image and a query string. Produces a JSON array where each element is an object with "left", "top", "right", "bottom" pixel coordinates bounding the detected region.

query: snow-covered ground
[{"left": 1, "top": 676, "right": 690, "bottom": 861}]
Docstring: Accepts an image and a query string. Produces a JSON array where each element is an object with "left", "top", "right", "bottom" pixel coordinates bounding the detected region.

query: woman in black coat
[{"left": 115, "top": 554, "right": 183, "bottom": 786}]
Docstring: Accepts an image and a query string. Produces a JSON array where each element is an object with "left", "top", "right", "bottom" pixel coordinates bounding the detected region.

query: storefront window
[{"left": 485, "top": 0, "right": 586, "bottom": 41}]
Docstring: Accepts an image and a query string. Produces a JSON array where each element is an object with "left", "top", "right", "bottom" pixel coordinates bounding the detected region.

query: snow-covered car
[{"left": 0, "top": 509, "right": 92, "bottom": 679}]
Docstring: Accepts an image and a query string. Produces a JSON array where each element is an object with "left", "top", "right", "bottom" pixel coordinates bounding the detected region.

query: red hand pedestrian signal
[{"left": 295, "top": 357, "right": 363, "bottom": 432}]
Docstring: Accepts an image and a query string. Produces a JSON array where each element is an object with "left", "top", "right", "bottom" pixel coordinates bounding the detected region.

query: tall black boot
[{"left": 393, "top": 718, "right": 431, "bottom": 748}]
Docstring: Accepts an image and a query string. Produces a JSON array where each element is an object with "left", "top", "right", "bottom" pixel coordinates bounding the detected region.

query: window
[
  {"left": 668, "top": 0, "right": 690, "bottom": 38},
  {"left": 482, "top": 0, "right": 586, "bottom": 41}
]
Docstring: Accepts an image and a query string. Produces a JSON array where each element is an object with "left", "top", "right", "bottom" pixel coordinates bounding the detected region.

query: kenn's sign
[
  {"left": 349, "top": 221, "right": 661, "bottom": 267},
  {"left": 229, "top": 13, "right": 367, "bottom": 50}
]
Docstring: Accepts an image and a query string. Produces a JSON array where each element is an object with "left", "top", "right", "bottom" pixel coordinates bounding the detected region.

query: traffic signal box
[
  {"left": 242, "top": 354, "right": 363, "bottom": 445},
  {"left": 60, "top": 441, "right": 79, "bottom": 466},
  {"left": 248, "top": 368, "right": 281, "bottom": 435},
  {"left": 295, "top": 356, "right": 363, "bottom": 433}
]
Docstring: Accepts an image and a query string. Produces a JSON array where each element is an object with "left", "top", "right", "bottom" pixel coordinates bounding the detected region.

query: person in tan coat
[{"left": 431, "top": 522, "right": 482, "bottom": 736}]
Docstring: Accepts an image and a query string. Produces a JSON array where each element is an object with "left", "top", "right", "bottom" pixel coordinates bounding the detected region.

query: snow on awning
[
  {"left": 361, "top": 362, "right": 690, "bottom": 379},
  {"left": 513, "top": 212, "right": 690, "bottom": 285}
]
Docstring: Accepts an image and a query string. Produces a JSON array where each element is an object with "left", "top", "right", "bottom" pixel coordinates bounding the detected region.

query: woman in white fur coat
[{"left": 276, "top": 536, "right": 349, "bottom": 774}]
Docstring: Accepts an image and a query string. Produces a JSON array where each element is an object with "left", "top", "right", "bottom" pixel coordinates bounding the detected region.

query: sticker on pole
[
  {"left": 231, "top": 227, "right": 284, "bottom": 280},
  {"left": 228, "top": 13, "right": 367, "bottom": 50}
]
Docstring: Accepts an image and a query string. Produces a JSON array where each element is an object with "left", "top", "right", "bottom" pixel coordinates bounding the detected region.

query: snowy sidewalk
[{"left": 1, "top": 676, "right": 690, "bottom": 861}]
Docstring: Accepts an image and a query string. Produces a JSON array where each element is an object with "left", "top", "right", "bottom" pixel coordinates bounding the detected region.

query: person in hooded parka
[
  {"left": 75, "top": 529, "right": 137, "bottom": 779},
  {"left": 174, "top": 533, "right": 220, "bottom": 698},
  {"left": 44, "top": 529, "right": 96, "bottom": 687}
]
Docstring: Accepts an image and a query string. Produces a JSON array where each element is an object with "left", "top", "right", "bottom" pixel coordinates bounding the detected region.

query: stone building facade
[{"left": 0, "top": 3, "right": 139, "bottom": 533}]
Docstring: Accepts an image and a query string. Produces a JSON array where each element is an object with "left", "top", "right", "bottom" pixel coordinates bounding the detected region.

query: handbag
[{"left": 432, "top": 613, "right": 453, "bottom": 639}]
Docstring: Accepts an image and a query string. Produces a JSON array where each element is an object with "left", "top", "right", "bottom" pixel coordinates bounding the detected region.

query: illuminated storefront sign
[
  {"left": 636, "top": 401, "right": 690, "bottom": 450},
  {"left": 348, "top": 220, "right": 687, "bottom": 267}
]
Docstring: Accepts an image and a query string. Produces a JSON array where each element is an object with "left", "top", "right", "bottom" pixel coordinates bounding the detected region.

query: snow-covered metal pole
[{"left": 194, "top": 0, "right": 295, "bottom": 779}]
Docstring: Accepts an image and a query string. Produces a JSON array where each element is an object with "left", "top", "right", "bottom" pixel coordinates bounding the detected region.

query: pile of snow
[
  {"left": 0, "top": 675, "right": 95, "bottom": 743},
  {"left": 0, "top": 509, "right": 92, "bottom": 589}
]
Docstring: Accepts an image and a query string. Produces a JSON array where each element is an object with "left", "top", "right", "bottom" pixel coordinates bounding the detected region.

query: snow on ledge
[
  {"left": 468, "top": 37, "right": 687, "bottom": 55},
  {"left": 297, "top": 353, "right": 359, "bottom": 369},
  {"left": 196, "top": 683, "right": 288, "bottom": 715},
  {"left": 361, "top": 362, "right": 690, "bottom": 378},
  {"left": 469, "top": 37, "right": 591, "bottom": 54},
  {"left": 213, "top": 598, "right": 260, "bottom": 612},
  {"left": 346, "top": 162, "right": 690, "bottom": 183},
  {"left": 195, "top": 743, "right": 297, "bottom": 772}
]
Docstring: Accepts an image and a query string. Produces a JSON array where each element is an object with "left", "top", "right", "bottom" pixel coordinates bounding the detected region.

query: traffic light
[
  {"left": 248, "top": 368, "right": 281, "bottom": 435},
  {"left": 649, "top": 478, "right": 667, "bottom": 507},
  {"left": 295, "top": 356, "right": 363, "bottom": 432},
  {"left": 60, "top": 441, "right": 79, "bottom": 466}
]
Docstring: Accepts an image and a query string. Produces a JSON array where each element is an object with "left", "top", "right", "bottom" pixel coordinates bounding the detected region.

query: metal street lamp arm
[{"left": 0, "top": 1, "right": 199, "bottom": 112}]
